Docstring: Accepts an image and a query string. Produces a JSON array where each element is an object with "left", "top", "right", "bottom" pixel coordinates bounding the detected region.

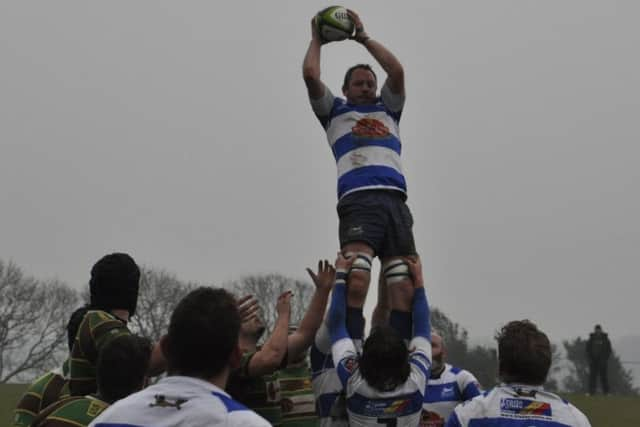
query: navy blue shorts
[{"left": 337, "top": 190, "right": 417, "bottom": 258}]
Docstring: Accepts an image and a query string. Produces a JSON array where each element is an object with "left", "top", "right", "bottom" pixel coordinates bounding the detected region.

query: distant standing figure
[{"left": 586, "top": 324, "right": 612, "bottom": 395}]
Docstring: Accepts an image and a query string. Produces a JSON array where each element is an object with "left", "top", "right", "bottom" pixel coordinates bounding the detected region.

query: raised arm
[
  {"left": 348, "top": 9, "right": 405, "bottom": 96},
  {"left": 287, "top": 260, "right": 335, "bottom": 362},
  {"left": 408, "top": 258, "right": 430, "bottom": 340},
  {"left": 246, "top": 291, "right": 292, "bottom": 377},
  {"left": 302, "top": 17, "right": 327, "bottom": 100}
]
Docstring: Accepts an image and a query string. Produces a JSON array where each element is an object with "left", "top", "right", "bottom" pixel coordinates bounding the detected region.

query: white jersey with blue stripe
[
  {"left": 311, "top": 318, "right": 351, "bottom": 427},
  {"left": 446, "top": 384, "right": 591, "bottom": 427},
  {"left": 421, "top": 364, "right": 481, "bottom": 426},
  {"left": 310, "top": 83, "right": 407, "bottom": 200},
  {"left": 89, "top": 376, "right": 270, "bottom": 427},
  {"left": 332, "top": 336, "right": 432, "bottom": 427}
]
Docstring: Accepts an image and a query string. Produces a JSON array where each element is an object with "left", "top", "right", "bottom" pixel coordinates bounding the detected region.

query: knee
[
  {"left": 383, "top": 258, "right": 414, "bottom": 310},
  {"left": 347, "top": 269, "right": 371, "bottom": 304},
  {"left": 344, "top": 252, "right": 373, "bottom": 306}
]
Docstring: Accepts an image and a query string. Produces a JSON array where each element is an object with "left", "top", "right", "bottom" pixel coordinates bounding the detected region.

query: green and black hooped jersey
[
  {"left": 12, "top": 362, "right": 70, "bottom": 427},
  {"left": 68, "top": 310, "right": 130, "bottom": 396},
  {"left": 278, "top": 360, "right": 320, "bottom": 427},
  {"left": 31, "top": 395, "right": 109, "bottom": 427}
]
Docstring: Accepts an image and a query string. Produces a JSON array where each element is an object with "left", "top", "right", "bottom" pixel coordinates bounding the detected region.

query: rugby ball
[{"left": 315, "top": 6, "right": 354, "bottom": 42}]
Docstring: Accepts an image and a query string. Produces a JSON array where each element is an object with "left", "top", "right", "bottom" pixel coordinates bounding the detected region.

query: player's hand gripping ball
[{"left": 315, "top": 6, "right": 354, "bottom": 42}]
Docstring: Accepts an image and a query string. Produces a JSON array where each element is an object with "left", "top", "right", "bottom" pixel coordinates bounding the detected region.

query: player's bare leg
[
  {"left": 342, "top": 241, "right": 374, "bottom": 349},
  {"left": 342, "top": 242, "right": 374, "bottom": 308},
  {"left": 371, "top": 272, "right": 389, "bottom": 328},
  {"left": 382, "top": 255, "right": 419, "bottom": 342}
]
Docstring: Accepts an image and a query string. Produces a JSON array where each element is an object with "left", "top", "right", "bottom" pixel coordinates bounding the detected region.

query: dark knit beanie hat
[{"left": 89, "top": 253, "right": 140, "bottom": 316}]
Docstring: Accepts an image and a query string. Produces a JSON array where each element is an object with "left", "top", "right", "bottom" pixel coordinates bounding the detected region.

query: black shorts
[{"left": 337, "top": 190, "right": 417, "bottom": 258}]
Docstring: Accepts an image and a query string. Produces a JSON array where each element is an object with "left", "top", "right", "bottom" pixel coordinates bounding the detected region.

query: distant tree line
[{"left": 0, "top": 257, "right": 637, "bottom": 396}]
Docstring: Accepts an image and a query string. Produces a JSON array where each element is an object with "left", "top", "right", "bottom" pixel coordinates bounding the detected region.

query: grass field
[{"left": 1, "top": 384, "right": 638, "bottom": 426}]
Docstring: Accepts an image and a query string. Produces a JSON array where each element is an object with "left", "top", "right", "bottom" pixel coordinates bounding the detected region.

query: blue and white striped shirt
[
  {"left": 89, "top": 376, "right": 270, "bottom": 427},
  {"left": 310, "top": 83, "right": 407, "bottom": 200},
  {"left": 446, "top": 384, "right": 591, "bottom": 427}
]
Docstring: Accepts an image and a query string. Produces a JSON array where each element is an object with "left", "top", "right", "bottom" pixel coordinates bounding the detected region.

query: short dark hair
[
  {"left": 342, "top": 64, "right": 377, "bottom": 92},
  {"left": 97, "top": 334, "right": 151, "bottom": 403},
  {"left": 164, "top": 287, "right": 240, "bottom": 379},
  {"left": 496, "top": 320, "right": 551, "bottom": 385},
  {"left": 360, "top": 325, "right": 410, "bottom": 392}
]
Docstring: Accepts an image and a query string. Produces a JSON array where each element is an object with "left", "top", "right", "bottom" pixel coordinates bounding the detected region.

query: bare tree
[
  {"left": 127, "top": 267, "right": 197, "bottom": 342},
  {"left": 226, "top": 273, "right": 315, "bottom": 335},
  {"left": 0, "top": 260, "right": 78, "bottom": 383}
]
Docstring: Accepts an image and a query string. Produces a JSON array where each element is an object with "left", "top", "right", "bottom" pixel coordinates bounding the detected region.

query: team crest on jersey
[
  {"left": 441, "top": 386, "right": 455, "bottom": 398},
  {"left": 149, "top": 394, "right": 188, "bottom": 410},
  {"left": 86, "top": 400, "right": 108, "bottom": 417},
  {"left": 420, "top": 409, "right": 445, "bottom": 427},
  {"left": 352, "top": 118, "right": 390, "bottom": 139},
  {"left": 342, "top": 358, "right": 358, "bottom": 373},
  {"left": 500, "top": 398, "right": 552, "bottom": 416}
]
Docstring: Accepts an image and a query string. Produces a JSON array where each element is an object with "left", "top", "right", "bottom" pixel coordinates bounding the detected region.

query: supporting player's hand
[
  {"left": 237, "top": 295, "right": 260, "bottom": 323},
  {"left": 347, "top": 9, "right": 369, "bottom": 44},
  {"left": 335, "top": 251, "right": 354, "bottom": 272},
  {"left": 276, "top": 291, "right": 293, "bottom": 317},
  {"left": 306, "top": 259, "right": 336, "bottom": 292},
  {"left": 405, "top": 256, "right": 424, "bottom": 288}
]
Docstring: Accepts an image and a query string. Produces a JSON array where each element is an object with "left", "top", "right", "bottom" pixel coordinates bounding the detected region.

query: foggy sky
[{"left": 1, "top": 1, "right": 638, "bottom": 343}]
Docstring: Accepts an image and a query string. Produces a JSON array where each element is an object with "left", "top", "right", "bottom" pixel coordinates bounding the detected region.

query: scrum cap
[{"left": 89, "top": 253, "right": 140, "bottom": 316}]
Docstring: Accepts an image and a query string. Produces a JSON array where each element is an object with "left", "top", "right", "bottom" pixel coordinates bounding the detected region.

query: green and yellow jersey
[
  {"left": 32, "top": 395, "right": 109, "bottom": 427},
  {"left": 278, "top": 360, "right": 319, "bottom": 427},
  {"left": 227, "top": 350, "right": 286, "bottom": 426},
  {"left": 68, "top": 310, "right": 130, "bottom": 396},
  {"left": 12, "top": 362, "right": 70, "bottom": 427}
]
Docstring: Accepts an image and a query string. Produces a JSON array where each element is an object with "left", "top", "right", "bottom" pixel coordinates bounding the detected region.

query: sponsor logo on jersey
[
  {"left": 420, "top": 409, "right": 445, "bottom": 427},
  {"left": 500, "top": 398, "right": 552, "bottom": 416},
  {"left": 384, "top": 398, "right": 411, "bottom": 414},
  {"left": 352, "top": 118, "right": 390, "bottom": 139}
]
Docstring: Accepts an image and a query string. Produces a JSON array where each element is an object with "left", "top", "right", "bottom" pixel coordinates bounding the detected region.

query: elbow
[
  {"left": 391, "top": 67, "right": 404, "bottom": 83},
  {"left": 302, "top": 68, "right": 320, "bottom": 84},
  {"left": 261, "top": 347, "right": 286, "bottom": 373}
]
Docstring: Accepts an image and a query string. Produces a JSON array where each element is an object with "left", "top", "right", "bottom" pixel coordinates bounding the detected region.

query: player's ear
[{"left": 229, "top": 345, "right": 242, "bottom": 370}]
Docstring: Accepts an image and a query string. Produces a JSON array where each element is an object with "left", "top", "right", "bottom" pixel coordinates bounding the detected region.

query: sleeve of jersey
[
  {"left": 381, "top": 82, "right": 405, "bottom": 117},
  {"left": 332, "top": 339, "right": 358, "bottom": 388},
  {"left": 459, "top": 371, "right": 482, "bottom": 400},
  {"left": 327, "top": 271, "right": 349, "bottom": 344},
  {"left": 409, "top": 287, "right": 432, "bottom": 390},
  {"left": 309, "top": 83, "right": 336, "bottom": 127}
]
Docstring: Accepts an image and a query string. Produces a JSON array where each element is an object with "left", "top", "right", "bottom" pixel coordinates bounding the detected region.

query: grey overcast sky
[{"left": 1, "top": 1, "right": 638, "bottom": 343}]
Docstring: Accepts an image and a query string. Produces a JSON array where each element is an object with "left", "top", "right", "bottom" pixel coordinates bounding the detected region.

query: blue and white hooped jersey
[
  {"left": 310, "top": 83, "right": 407, "bottom": 200},
  {"left": 332, "top": 335, "right": 432, "bottom": 427},
  {"left": 421, "top": 364, "right": 481, "bottom": 426},
  {"left": 446, "top": 384, "right": 591, "bottom": 427},
  {"left": 89, "top": 376, "right": 270, "bottom": 427},
  {"left": 311, "top": 318, "right": 351, "bottom": 427}
]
